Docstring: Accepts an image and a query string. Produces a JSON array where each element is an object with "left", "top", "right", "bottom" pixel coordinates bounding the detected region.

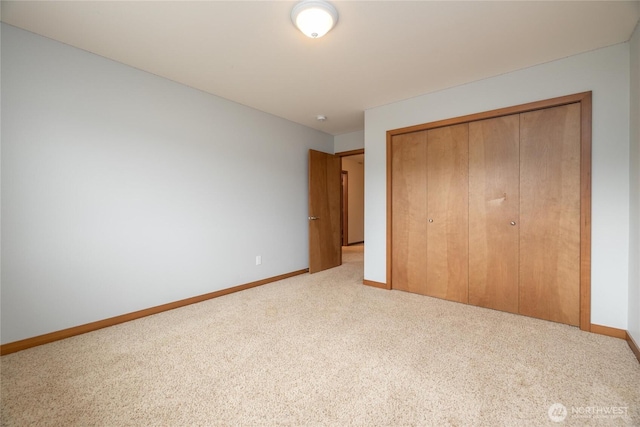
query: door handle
[{"left": 308, "top": 216, "right": 320, "bottom": 220}]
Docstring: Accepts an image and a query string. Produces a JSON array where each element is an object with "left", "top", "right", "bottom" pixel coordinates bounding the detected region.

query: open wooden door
[{"left": 308, "top": 149, "right": 342, "bottom": 273}]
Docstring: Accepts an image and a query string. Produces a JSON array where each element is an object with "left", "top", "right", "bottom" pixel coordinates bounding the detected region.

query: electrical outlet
[{"left": 256, "top": 255, "right": 262, "bottom": 265}]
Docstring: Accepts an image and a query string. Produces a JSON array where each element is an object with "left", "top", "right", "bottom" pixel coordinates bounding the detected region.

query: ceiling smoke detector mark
[{"left": 316, "top": 115, "right": 327, "bottom": 122}]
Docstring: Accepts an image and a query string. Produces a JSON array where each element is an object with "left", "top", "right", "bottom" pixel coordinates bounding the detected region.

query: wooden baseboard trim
[
  {"left": 347, "top": 241, "right": 364, "bottom": 246},
  {"left": 0, "top": 268, "right": 309, "bottom": 356},
  {"left": 590, "top": 324, "right": 627, "bottom": 340},
  {"left": 363, "top": 279, "right": 389, "bottom": 290},
  {"left": 627, "top": 332, "right": 640, "bottom": 364}
]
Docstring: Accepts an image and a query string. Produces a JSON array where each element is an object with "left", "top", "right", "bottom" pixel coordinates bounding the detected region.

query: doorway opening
[
  {"left": 341, "top": 171, "right": 349, "bottom": 246},
  {"left": 337, "top": 149, "right": 364, "bottom": 255}
]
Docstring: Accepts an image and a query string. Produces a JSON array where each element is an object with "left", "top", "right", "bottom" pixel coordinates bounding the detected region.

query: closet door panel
[
  {"left": 426, "top": 124, "right": 469, "bottom": 303},
  {"left": 391, "top": 132, "right": 428, "bottom": 294},
  {"left": 469, "top": 115, "right": 520, "bottom": 313},
  {"left": 519, "top": 103, "right": 581, "bottom": 326}
]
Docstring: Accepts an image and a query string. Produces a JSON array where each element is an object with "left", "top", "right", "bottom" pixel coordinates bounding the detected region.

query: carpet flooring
[{"left": 1, "top": 246, "right": 639, "bottom": 426}]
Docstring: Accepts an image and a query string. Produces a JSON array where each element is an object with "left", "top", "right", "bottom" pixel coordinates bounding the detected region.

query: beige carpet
[{"left": 2, "top": 246, "right": 639, "bottom": 426}]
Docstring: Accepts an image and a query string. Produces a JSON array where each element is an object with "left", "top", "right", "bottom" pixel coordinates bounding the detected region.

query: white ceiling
[{"left": 2, "top": 1, "right": 639, "bottom": 136}]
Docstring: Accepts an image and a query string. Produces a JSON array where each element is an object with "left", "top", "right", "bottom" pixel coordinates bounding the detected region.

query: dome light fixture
[{"left": 291, "top": 0, "right": 338, "bottom": 39}]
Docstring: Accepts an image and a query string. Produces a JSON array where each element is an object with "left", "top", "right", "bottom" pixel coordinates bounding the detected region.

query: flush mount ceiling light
[{"left": 291, "top": 0, "right": 338, "bottom": 39}]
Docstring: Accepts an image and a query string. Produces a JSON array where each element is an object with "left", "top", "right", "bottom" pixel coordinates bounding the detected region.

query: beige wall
[
  {"left": 334, "top": 130, "right": 364, "bottom": 153},
  {"left": 1, "top": 24, "right": 334, "bottom": 344},
  {"left": 365, "top": 42, "right": 631, "bottom": 329},
  {"left": 628, "top": 20, "right": 640, "bottom": 345},
  {"left": 342, "top": 157, "right": 364, "bottom": 244}
]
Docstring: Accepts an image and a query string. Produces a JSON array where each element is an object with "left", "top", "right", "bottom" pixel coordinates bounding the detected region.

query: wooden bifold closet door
[
  {"left": 390, "top": 124, "right": 468, "bottom": 303},
  {"left": 519, "top": 104, "right": 581, "bottom": 326},
  {"left": 426, "top": 124, "right": 468, "bottom": 303},
  {"left": 468, "top": 115, "right": 520, "bottom": 314},
  {"left": 389, "top": 95, "right": 587, "bottom": 328},
  {"left": 390, "top": 131, "right": 428, "bottom": 295}
]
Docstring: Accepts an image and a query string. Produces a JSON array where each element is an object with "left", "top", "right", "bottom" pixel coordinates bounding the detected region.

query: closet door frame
[{"left": 386, "top": 91, "right": 592, "bottom": 331}]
